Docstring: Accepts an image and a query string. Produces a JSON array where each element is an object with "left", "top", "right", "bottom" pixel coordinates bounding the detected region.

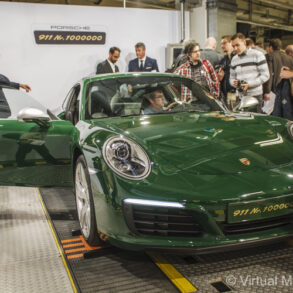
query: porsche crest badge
[{"left": 240, "top": 158, "right": 250, "bottom": 166}]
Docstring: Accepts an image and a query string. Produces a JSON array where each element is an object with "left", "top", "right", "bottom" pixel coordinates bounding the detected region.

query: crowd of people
[
  {"left": 98, "top": 35, "right": 293, "bottom": 119},
  {"left": 1, "top": 35, "right": 292, "bottom": 119}
]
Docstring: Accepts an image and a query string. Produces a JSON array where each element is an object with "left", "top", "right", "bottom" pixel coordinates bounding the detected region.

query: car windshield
[
  {"left": 0, "top": 87, "right": 57, "bottom": 120},
  {"left": 84, "top": 75, "right": 224, "bottom": 119}
]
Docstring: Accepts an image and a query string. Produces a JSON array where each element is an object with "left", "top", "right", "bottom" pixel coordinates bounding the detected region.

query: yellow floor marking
[
  {"left": 147, "top": 252, "right": 197, "bottom": 293},
  {"left": 36, "top": 188, "right": 77, "bottom": 293}
]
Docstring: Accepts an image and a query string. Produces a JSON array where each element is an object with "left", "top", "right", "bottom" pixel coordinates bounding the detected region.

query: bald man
[
  {"left": 200, "top": 37, "right": 223, "bottom": 67},
  {"left": 285, "top": 45, "right": 293, "bottom": 57}
]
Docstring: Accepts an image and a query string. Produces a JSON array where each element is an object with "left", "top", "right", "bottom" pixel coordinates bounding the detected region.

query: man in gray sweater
[{"left": 229, "top": 33, "right": 269, "bottom": 113}]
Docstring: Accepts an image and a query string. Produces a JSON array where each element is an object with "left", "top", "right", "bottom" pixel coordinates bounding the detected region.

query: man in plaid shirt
[{"left": 174, "top": 42, "right": 220, "bottom": 100}]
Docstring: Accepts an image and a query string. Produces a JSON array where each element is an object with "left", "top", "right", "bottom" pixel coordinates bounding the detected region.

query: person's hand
[
  {"left": 19, "top": 84, "right": 31, "bottom": 92},
  {"left": 217, "top": 68, "right": 225, "bottom": 82},
  {"left": 280, "top": 66, "right": 293, "bottom": 79},
  {"left": 263, "top": 93, "right": 270, "bottom": 101},
  {"left": 127, "top": 84, "right": 133, "bottom": 94},
  {"left": 241, "top": 83, "right": 249, "bottom": 92},
  {"left": 233, "top": 80, "right": 239, "bottom": 88}
]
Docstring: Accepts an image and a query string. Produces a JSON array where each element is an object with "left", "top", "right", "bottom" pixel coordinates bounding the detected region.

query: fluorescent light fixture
[{"left": 124, "top": 198, "right": 184, "bottom": 208}]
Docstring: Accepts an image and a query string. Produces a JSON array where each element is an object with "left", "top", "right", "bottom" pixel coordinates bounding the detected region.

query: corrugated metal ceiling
[{"left": 1, "top": 0, "right": 293, "bottom": 31}]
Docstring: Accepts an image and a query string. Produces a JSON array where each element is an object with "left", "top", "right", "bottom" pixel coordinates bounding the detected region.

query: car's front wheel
[{"left": 75, "top": 155, "right": 102, "bottom": 245}]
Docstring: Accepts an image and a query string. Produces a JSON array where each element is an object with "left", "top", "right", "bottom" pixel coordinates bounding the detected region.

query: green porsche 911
[{"left": 1, "top": 73, "right": 293, "bottom": 253}]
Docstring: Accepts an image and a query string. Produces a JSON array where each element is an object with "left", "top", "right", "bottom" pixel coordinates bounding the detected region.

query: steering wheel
[{"left": 165, "top": 101, "right": 190, "bottom": 111}]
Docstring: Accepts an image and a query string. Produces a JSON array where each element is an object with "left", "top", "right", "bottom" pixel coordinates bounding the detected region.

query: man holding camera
[{"left": 229, "top": 33, "right": 269, "bottom": 113}]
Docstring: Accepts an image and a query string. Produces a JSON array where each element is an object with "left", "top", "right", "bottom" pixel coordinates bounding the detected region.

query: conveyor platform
[{"left": 1, "top": 186, "right": 293, "bottom": 293}]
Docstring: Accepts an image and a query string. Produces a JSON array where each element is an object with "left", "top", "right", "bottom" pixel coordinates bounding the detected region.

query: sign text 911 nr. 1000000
[
  {"left": 233, "top": 202, "right": 293, "bottom": 217},
  {"left": 34, "top": 30, "right": 106, "bottom": 45}
]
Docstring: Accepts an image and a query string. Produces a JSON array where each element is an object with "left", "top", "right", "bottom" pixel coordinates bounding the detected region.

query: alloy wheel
[{"left": 75, "top": 161, "right": 91, "bottom": 239}]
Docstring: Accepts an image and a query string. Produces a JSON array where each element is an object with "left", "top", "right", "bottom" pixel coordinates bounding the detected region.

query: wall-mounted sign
[{"left": 34, "top": 30, "right": 106, "bottom": 45}]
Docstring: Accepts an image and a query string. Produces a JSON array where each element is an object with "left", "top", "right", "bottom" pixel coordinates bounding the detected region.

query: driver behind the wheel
[{"left": 143, "top": 89, "right": 166, "bottom": 114}]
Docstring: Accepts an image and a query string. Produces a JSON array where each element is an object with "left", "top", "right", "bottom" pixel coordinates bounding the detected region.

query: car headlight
[
  {"left": 287, "top": 122, "right": 293, "bottom": 140},
  {"left": 102, "top": 136, "right": 151, "bottom": 180}
]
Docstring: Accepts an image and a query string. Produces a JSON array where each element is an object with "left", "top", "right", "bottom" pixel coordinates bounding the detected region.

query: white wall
[
  {"left": 0, "top": 2, "right": 189, "bottom": 109},
  {"left": 190, "top": 1, "right": 207, "bottom": 49}
]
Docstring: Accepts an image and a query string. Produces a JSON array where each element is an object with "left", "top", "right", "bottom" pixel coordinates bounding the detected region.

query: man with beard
[
  {"left": 96, "top": 47, "right": 121, "bottom": 74},
  {"left": 175, "top": 42, "right": 219, "bottom": 100}
]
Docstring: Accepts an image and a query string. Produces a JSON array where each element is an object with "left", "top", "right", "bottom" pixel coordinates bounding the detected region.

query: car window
[
  {"left": 62, "top": 84, "right": 81, "bottom": 112},
  {"left": 64, "top": 85, "right": 81, "bottom": 124},
  {"left": 84, "top": 75, "right": 223, "bottom": 119},
  {"left": 0, "top": 88, "right": 57, "bottom": 120}
]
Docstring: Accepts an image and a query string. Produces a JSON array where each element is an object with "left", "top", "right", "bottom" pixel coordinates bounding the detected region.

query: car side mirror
[
  {"left": 236, "top": 96, "right": 259, "bottom": 111},
  {"left": 17, "top": 107, "right": 51, "bottom": 128}
]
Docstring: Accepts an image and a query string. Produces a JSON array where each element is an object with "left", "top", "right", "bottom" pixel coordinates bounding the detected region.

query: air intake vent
[
  {"left": 219, "top": 214, "right": 293, "bottom": 235},
  {"left": 124, "top": 204, "right": 202, "bottom": 237}
]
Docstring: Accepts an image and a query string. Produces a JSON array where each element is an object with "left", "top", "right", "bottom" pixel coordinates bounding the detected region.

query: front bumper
[
  {"left": 107, "top": 228, "right": 293, "bottom": 254},
  {"left": 100, "top": 199, "right": 293, "bottom": 253}
]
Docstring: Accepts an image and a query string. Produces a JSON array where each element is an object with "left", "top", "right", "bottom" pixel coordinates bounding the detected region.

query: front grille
[
  {"left": 219, "top": 214, "right": 293, "bottom": 235},
  {"left": 124, "top": 204, "right": 202, "bottom": 237}
]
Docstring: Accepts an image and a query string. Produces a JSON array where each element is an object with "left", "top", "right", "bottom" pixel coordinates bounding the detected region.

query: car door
[{"left": 0, "top": 87, "right": 77, "bottom": 188}]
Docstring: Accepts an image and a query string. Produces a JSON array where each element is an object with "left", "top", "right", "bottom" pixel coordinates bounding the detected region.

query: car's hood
[{"left": 92, "top": 112, "right": 292, "bottom": 175}]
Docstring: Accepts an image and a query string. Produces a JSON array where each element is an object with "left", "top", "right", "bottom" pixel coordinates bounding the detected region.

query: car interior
[{"left": 82, "top": 77, "right": 219, "bottom": 120}]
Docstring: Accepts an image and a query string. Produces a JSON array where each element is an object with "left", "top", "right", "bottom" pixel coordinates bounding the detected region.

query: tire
[{"left": 74, "top": 155, "right": 102, "bottom": 245}]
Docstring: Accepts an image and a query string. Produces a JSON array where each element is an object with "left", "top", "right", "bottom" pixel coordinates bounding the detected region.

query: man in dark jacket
[
  {"left": 0, "top": 74, "right": 31, "bottom": 92},
  {"left": 263, "top": 39, "right": 293, "bottom": 100},
  {"left": 96, "top": 47, "right": 120, "bottom": 74},
  {"left": 0, "top": 74, "right": 31, "bottom": 118},
  {"left": 128, "top": 42, "right": 159, "bottom": 72},
  {"left": 219, "top": 35, "right": 235, "bottom": 108},
  {"left": 272, "top": 79, "right": 293, "bottom": 120}
]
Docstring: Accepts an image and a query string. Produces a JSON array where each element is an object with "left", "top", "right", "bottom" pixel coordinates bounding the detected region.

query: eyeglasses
[{"left": 191, "top": 50, "right": 200, "bottom": 53}]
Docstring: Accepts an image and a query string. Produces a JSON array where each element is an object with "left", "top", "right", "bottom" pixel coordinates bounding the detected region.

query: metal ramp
[
  {"left": 0, "top": 186, "right": 74, "bottom": 293},
  {"left": 40, "top": 188, "right": 178, "bottom": 293},
  {"left": 40, "top": 188, "right": 293, "bottom": 293},
  {"left": 1, "top": 185, "right": 293, "bottom": 293}
]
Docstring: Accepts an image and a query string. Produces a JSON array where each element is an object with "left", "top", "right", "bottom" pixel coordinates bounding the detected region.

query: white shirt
[
  {"left": 138, "top": 56, "right": 146, "bottom": 68},
  {"left": 107, "top": 59, "right": 116, "bottom": 73}
]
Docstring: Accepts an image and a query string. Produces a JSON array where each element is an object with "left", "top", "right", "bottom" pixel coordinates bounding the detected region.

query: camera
[{"left": 237, "top": 80, "right": 247, "bottom": 92}]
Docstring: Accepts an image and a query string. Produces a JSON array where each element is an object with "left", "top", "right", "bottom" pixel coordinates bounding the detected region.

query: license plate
[{"left": 227, "top": 194, "right": 293, "bottom": 224}]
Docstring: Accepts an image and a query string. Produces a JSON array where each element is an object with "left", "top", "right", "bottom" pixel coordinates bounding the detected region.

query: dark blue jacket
[
  {"left": 220, "top": 53, "right": 235, "bottom": 97},
  {"left": 0, "top": 74, "right": 14, "bottom": 118},
  {"left": 128, "top": 56, "right": 159, "bottom": 72},
  {"left": 272, "top": 79, "right": 293, "bottom": 120},
  {"left": 96, "top": 60, "right": 119, "bottom": 74},
  {"left": 0, "top": 74, "right": 20, "bottom": 89}
]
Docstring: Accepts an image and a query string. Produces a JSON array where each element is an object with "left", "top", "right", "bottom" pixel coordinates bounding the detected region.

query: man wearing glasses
[{"left": 174, "top": 42, "right": 219, "bottom": 99}]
